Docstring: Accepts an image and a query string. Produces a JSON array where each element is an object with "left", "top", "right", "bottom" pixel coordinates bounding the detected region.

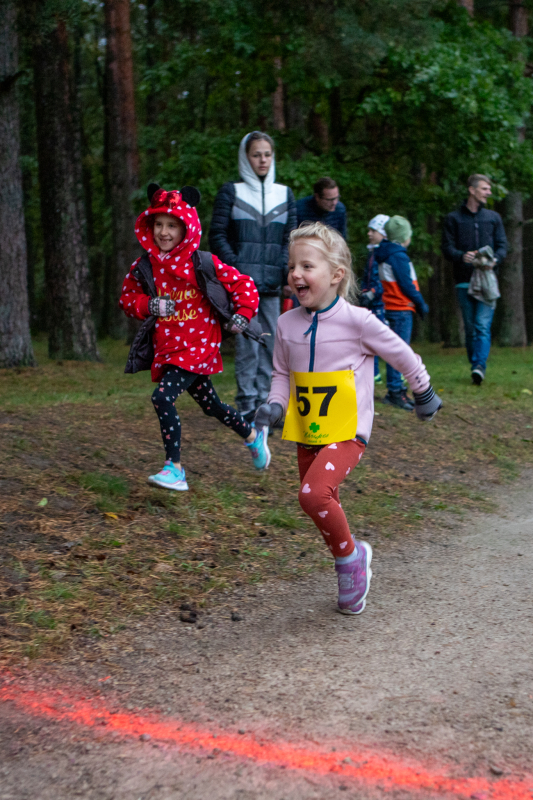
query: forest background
[{"left": 3, "top": 0, "right": 533, "bottom": 367}]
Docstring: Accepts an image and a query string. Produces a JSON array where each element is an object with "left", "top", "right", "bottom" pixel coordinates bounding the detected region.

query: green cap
[{"left": 384, "top": 215, "right": 412, "bottom": 244}]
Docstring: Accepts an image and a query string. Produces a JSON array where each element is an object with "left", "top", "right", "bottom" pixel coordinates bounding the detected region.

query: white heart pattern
[
  {"left": 328, "top": 443, "right": 337, "bottom": 449},
  {"left": 339, "top": 541, "right": 347, "bottom": 550},
  {"left": 301, "top": 484, "right": 311, "bottom": 494},
  {"left": 318, "top": 511, "right": 328, "bottom": 518},
  {"left": 325, "top": 462, "right": 335, "bottom": 471}
]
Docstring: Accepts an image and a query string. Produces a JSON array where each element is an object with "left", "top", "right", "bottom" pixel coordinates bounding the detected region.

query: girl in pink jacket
[{"left": 254, "top": 222, "right": 441, "bottom": 615}]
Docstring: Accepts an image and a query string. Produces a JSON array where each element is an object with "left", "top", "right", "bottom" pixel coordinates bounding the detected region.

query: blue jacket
[
  {"left": 360, "top": 246, "right": 384, "bottom": 313},
  {"left": 442, "top": 202, "right": 507, "bottom": 284},
  {"left": 296, "top": 195, "right": 347, "bottom": 239},
  {"left": 374, "top": 240, "right": 429, "bottom": 317},
  {"left": 209, "top": 137, "right": 297, "bottom": 296}
]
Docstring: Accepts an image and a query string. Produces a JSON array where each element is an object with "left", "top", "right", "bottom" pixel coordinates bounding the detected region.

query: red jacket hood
[{"left": 134, "top": 187, "right": 202, "bottom": 265}]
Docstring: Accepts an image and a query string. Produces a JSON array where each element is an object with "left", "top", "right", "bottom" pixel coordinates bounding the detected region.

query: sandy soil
[{"left": 1, "top": 476, "right": 533, "bottom": 799}]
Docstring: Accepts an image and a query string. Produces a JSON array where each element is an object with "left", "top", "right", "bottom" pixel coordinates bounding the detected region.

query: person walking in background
[
  {"left": 360, "top": 214, "right": 389, "bottom": 384},
  {"left": 375, "top": 216, "right": 429, "bottom": 411},
  {"left": 296, "top": 177, "right": 347, "bottom": 239},
  {"left": 209, "top": 131, "right": 297, "bottom": 421},
  {"left": 441, "top": 174, "right": 508, "bottom": 385}
]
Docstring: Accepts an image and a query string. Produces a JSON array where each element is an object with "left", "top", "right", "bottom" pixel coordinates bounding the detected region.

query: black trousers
[{"left": 151, "top": 367, "right": 252, "bottom": 463}]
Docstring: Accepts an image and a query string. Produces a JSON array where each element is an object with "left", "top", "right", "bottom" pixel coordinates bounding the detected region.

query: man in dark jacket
[
  {"left": 442, "top": 174, "right": 507, "bottom": 385},
  {"left": 209, "top": 131, "right": 297, "bottom": 419},
  {"left": 296, "top": 177, "right": 347, "bottom": 239}
]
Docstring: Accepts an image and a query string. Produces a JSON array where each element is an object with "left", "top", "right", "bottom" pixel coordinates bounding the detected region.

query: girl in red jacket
[{"left": 120, "top": 184, "right": 270, "bottom": 491}]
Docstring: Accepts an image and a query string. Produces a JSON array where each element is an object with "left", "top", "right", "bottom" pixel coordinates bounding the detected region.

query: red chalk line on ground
[{"left": 1, "top": 678, "right": 532, "bottom": 799}]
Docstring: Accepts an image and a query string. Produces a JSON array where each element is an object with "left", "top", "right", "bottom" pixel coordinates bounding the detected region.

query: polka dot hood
[{"left": 120, "top": 185, "right": 260, "bottom": 382}]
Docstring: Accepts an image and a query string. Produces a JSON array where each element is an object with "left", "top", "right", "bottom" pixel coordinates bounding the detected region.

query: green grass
[{"left": 1, "top": 337, "right": 533, "bottom": 662}]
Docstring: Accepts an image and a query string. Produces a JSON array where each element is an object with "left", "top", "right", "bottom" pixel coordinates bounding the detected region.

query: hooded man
[{"left": 209, "top": 131, "right": 297, "bottom": 420}]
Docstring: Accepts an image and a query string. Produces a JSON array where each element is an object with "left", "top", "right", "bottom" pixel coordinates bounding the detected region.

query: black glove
[
  {"left": 148, "top": 295, "right": 175, "bottom": 317},
  {"left": 254, "top": 403, "right": 283, "bottom": 429},
  {"left": 413, "top": 385, "right": 442, "bottom": 421},
  {"left": 359, "top": 290, "right": 374, "bottom": 308},
  {"left": 225, "top": 313, "right": 249, "bottom": 334}
]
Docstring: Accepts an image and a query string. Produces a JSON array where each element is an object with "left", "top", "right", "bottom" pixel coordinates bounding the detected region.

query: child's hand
[
  {"left": 148, "top": 296, "right": 176, "bottom": 317},
  {"left": 254, "top": 403, "right": 283, "bottom": 429},
  {"left": 225, "top": 313, "right": 249, "bottom": 334},
  {"left": 413, "top": 386, "right": 442, "bottom": 421}
]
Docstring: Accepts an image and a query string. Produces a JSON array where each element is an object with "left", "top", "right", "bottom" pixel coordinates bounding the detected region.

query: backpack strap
[{"left": 132, "top": 252, "right": 157, "bottom": 297}]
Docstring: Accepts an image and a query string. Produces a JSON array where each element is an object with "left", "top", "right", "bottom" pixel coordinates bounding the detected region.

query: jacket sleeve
[
  {"left": 360, "top": 313, "right": 430, "bottom": 394},
  {"left": 441, "top": 213, "right": 464, "bottom": 264},
  {"left": 493, "top": 213, "right": 508, "bottom": 264},
  {"left": 267, "top": 323, "right": 291, "bottom": 412},
  {"left": 390, "top": 250, "right": 428, "bottom": 315},
  {"left": 280, "top": 188, "right": 298, "bottom": 281},
  {"left": 119, "top": 259, "right": 151, "bottom": 320},
  {"left": 211, "top": 255, "right": 259, "bottom": 321},
  {"left": 208, "top": 182, "right": 238, "bottom": 266}
]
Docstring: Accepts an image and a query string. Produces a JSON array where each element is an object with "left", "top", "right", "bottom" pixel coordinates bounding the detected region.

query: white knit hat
[{"left": 368, "top": 214, "right": 390, "bottom": 237}]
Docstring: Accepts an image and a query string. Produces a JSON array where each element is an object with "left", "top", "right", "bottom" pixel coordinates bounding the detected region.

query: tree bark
[
  {"left": 500, "top": 191, "right": 527, "bottom": 345},
  {"left": 0, "top": 0, "right": 35, "bottom": 368},
  {"left": 33, "top": 13, "right": 99, "bottom": 361},
  {"left": 459, "top": 0, "right": 474, "bottom": 15},
  {"left": 272, "top": 56, "right": 286, "bottom": 132},
  {"left": 104, "top": 0, "right": 140, "bottom": 338},
  {"left": 497, "top": 0, "right": 528, "bottom": 345}
]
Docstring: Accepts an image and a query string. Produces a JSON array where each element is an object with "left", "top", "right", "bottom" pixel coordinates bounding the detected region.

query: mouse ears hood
[{"left": 135, "top": 183, "right": 202, "bottom": 260}]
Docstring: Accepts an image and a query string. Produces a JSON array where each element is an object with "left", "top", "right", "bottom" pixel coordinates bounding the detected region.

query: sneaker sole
[
  {"left": 147, "top": 476, "right": 189, "bottom": 491},
  {"left": 338, "top": 542, "right": 373, "bottom": 615},
  {"left": 471, "top": 372, "right": 484, "bottom": 386}
]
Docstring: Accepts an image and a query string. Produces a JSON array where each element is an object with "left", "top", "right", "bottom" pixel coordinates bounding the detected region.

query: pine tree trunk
[
  {"left": 459, "top": 0, "right": 474, "bottom": 15},
  {"left": 500, "top": 191, "right": 527, "bottom": 345},
  {"left": 33, "top": 15, "right": 99, "bottom": 361},
  {"left": 497, "top": 0, "right": 528, "bottom": 346},
  {"left": 272, "top": 56, "right": 286, "bottom": 132},
  {"left": 0, "top": 0, "right": 35, "bottom": 368},
  {"left": 104, "top": 0, "right": 140, "bottom": 339}
]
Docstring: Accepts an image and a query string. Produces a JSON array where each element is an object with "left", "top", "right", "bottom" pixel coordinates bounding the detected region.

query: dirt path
[{"left": 1, "top": 477, "right": 533, "bottom": 799}]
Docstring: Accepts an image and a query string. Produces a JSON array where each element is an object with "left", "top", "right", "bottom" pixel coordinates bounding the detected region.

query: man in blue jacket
[
  {"left": 296, "top": 177, "right": 347, "bottom": 239},
  {"left": 442, "top": 174, "right": 507, "bottom": 385}
]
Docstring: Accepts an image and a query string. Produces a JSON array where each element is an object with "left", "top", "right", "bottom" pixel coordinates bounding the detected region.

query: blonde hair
[{"left": 289, "top": 222, "right": 357, "bottom": 303}]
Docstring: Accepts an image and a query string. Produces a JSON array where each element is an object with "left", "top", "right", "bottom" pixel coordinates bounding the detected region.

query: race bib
[{"left": 282, "top": 370, "right": 357, "bottom": 445}]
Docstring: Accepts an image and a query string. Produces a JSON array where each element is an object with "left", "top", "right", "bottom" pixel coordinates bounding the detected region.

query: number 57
[{"left": 295, "top": 386, "right": 337, "bottom": 417}]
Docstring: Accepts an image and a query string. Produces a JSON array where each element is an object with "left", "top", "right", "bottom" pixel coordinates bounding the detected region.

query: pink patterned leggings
[{"left": 297, "top": 439, "right": 366, "bottom": 559}]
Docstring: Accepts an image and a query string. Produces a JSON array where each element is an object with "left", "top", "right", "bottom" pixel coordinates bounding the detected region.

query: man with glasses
[{"left": 296, "top": 177, "right": 347, "bottom": 239}]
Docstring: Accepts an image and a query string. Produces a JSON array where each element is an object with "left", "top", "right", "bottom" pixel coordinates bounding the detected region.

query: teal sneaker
[
  {"left": 374, "top": 373, "right": 382, "bottom": 385},
  {"left": 245, "top": 425, "right": 271, "bottom": 470},
  {"left": 148, "top": 461, "right": 188, "bottom": 491}
]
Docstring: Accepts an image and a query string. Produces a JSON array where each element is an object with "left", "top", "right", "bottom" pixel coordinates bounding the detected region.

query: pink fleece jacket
[{"left": 268, "top": 297, "right": 430, "bottom": 444}]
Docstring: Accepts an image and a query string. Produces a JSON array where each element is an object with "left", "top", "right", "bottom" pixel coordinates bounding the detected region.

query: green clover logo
[{"left": 309, "top": 422, "right": 320, "bottom": 433}]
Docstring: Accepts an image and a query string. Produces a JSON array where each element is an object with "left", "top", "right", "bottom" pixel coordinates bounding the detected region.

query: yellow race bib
[{"left": 282, "top": 370, "right": 357, "bottom": 445}]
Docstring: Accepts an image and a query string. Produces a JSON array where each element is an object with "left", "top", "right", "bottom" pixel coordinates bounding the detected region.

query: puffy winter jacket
[
  {"left": 374, "top": 240, "right": 428, "bottom": 317},
  {"left": 442, "top": 202, "right": 507, "bottom": 284},
  {"left": 209, "top": 135, "right": 297, "bottom": 296},
  {"left": 360, "top": 246, "right": 384, "bottom": 313}
]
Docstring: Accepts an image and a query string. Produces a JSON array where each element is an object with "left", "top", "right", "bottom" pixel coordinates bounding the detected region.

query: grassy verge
[{"left": 1, "top": 338, "right": 532, "bottom": 661}]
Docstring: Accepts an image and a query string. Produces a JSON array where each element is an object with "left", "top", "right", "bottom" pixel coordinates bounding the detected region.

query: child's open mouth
[{"left": 295, "top": 284, "right": 309, "bottom": 299}]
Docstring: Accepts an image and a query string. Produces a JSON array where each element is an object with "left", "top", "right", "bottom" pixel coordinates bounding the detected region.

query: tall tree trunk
[
  {"left": 272, "top": 55, "right": 286, "bottom": 132},
  {"left": 104, "top": 0, "right": 140, "bottom": 338},
  {"left": 499, "top": 0, "right": 528, "bottom": 345},
  {"left": 459, "top": 0, "right": 474, "bottom": 15},
  {"left": 329, "top": 87, "right": 342, "bottom": 147},
  {"left": 0, "top": 0, "right": 35, "bottom": 367},
  {"left": 33, "top": 14, "right": 99, "bottom": 361},
  {"left": 500, "top": 191, "right": 527, "bottom": 345}
]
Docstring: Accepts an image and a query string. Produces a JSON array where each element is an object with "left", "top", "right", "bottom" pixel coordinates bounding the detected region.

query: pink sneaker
[{"left": 335, "top": 542, "right": 372, "bottom": 615}]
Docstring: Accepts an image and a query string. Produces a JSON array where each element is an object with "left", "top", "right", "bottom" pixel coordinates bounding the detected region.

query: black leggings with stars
[{"left": 151, "top": 367, "right": 253, "bottom": 464}]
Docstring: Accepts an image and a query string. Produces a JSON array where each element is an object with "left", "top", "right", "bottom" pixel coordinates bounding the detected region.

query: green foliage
[{"left": 17, "top": 0, "right": 533, "bottom": 334}]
